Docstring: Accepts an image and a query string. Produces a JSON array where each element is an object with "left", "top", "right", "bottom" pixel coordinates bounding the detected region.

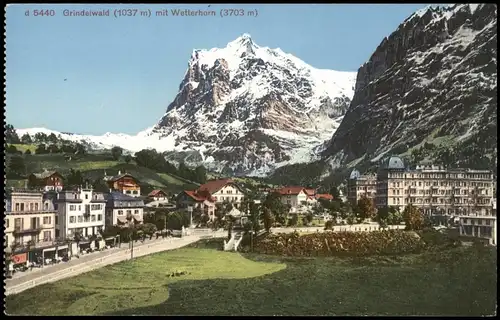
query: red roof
[
  {"left": 183, "top": 190, "right": 215, "bottom": 202},
  {"left": 315, "top": 193, "right": 334, "bottom": 200},
  {"left": 148, "top": 189, "right": 167, "bottom": 197},
  {"left": 304, "top": 188, "right": 316, "bottom": 196},
  {"left": 198, "top": 179, "right": 235, "bottom": 194},
  {"left": 275, "top": 187, "right": 306, "bottom": 195}
]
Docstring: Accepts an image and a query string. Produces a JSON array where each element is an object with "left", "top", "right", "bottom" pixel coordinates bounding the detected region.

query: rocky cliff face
[
  {"left": 152, "top": 34, "right": 356, "bottom": 175},
  {"left": 322, "top": 4, "right": 497, "bottom": 173}
]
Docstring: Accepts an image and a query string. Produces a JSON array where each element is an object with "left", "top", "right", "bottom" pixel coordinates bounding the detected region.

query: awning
[
  {"left": 43, "top": 247, "right": 56, "bottom": 253},
  {"left": 56, "top": 245, "right": 68, "bottom": 250},
  {"left": 117, "top": 216, "right": 128, "bottom": 224},
  {"left": 133, "top": 215, "right": 143, "bottom": 222}
]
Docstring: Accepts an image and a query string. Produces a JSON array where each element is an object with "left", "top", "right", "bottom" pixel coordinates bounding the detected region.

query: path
[{"left": 5, "top": 234, "right": 215, "bottom": 296}]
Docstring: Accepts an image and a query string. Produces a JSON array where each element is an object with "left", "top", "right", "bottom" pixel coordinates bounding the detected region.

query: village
[{"left": 5, "top": 155, "right": 497, "bottom": 279}]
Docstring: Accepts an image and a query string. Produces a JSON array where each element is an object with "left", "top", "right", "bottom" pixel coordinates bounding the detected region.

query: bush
[
  {"left": 167, "top": 212, "right": 190, "bottom": 230},
  {"left": 417, "top": 229, "right": 461, "bottom": 251},
  {"left": 287, "top": 214, "right": 299, "bottom": 227},
  {"left": 253, "top": 230, "right": 430, "bottom": 257},
  {"left": 324, "top": 220, "right": 334, "bottom": 230}
]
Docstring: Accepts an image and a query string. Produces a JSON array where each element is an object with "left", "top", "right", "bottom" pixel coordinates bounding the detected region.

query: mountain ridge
[
  {"left": 321, "top": 3, "right": 497, "bottom": 173},
  {"left": 15, "top": 34, "right": 357, "bottom": 176}
]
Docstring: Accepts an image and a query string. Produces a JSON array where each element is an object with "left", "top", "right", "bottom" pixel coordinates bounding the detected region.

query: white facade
[
  {"left": 459, "top": 215, "right": 497, "bottom": 245},
  {"left": 212, "top": 184, "right": 245, "bottom": 207},
  {"left": 44, "top": 185, "right": 63, "bottom": 192},
  {"left": 107, "top": 207, "right": 144, "bottom": 226},
  {"left": 281, "top": 190, "right": 308, "bottom": 208},
  {"left": 56, "top": 189, "right": 106, "bottom": 240},
  {"left": 375, "top": 162, "right": 494, "bottom": 216}
]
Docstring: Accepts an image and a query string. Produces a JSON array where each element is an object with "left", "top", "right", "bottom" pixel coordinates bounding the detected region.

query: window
[
  {"left": 15, "top": 203, "right": 20, "bottom": 211},
  {"left": 126, "top": 190, "right": 131, "bottom": 194},
  {"left": 486, "top": 220, "right": 491, "bottom": 226},
  {"left": 70, "top": 216, "right": 76, "bottom": 223},
  {"left": 74, "top": 194, "right": 78, "bottom": 199},
  {"left": 126, "top": 210, "right": 132, "bottom": 215},
  {"left": 98, "top": 214, "right": 102, "bottom": 221},
  {"left": 20, "top": 203, "right": 25, "bottom": 211},
  {"left": 6, "top": 219, "right": 9, "bottom": 228},
  {"left": 85, "top": 194, "right": 89, "bottom": 199},
  {"left": 44, "top": 203, "right": 49, "bottom": 210},
  {"left": 55, "top": 216, "right": 58, "bottom": 225},
  {"left": 78, "top": 205, "right": 81, "bottom": 211},
  {"left": 118, "top": 210, "right": 124, "bottom": 215},
  {"left": 91, "top": 215, "right": 96, "bottom": 222},
  {"left": 30, "top": 203, "right": 34, "bottom": 211},
  {"left": 134, "top": 209, "right": 139, "bottom": 214},
  {"left": 78, "top": 216, "right": 83, "bottom": 223},
  {"left": 69, "top": 205, "right": 76, "bottom": 211},
  {"left": 133, "top": 190, "right": 138, "bottom": 194},
  {"left": 43, "top": 217, "right": 51, "bottom": 224},
  {"left": 43, "top": 231, "right": 51, "bottom": 241}
]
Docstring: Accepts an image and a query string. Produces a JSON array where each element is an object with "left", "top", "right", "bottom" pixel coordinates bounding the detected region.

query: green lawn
[
  {"left": 11, "top": 144, "right": 37, "bottom": 153},
  {"left": 5, "top": 244, "right": 496, "bottom": 316}
]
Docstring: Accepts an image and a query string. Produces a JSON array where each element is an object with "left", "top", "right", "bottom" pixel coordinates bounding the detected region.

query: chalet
[
  {"left": 28, "top": 170, "right": 64, "bottom": 192},
  {"left": 105, "top": 192, "right": 145, "bottom": 227},
  {"left": 148, "top": 189, "right": 168, "bottom": 202},
  {"left": 176, "top": 190, "right": 216, "bottom": 220},
  {"left": 274, "top": 187, "right": 308, "bottom": 208},
  {"left": 103, "top": 171, "right": 141, "bottom": 197},
  {"left": 197, "top": 179, "right": 245, "bottom": 208}
]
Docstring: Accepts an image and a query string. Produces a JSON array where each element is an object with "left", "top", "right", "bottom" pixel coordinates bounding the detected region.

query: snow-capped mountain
[
  {"left": 17, "top": 34, "right": 356, "bottom": 176},
  {"left": 321, "top": 4, "right": 497, "bottom": 173},
  {"left": 151, "top": 34, "right": 356, "bottom": 175}
]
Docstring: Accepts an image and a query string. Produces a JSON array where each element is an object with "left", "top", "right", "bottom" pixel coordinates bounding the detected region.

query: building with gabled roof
[
  {"left": 191, "top": 179, "right": 245, "bottom": 208},
  {"left": 176, "top": 190, "right": 216, "bottom": 220},
  {"left": 103, "top": 170, "right": 141, "bottom": 198},
  {"left": 28, "top": 170, "right": 64, "bottom": 192},
  {"left": 273, "top": 187, "right": 308, "bottom": 208}
]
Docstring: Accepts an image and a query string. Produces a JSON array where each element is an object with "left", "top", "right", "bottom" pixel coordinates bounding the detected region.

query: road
[{"left": 5, "top": 233, "right": 220, "bottom": 296}]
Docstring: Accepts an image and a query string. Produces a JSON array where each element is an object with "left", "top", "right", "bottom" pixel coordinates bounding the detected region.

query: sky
[{"left": 6, "top": 3, "right": 433, "bottom": 135}]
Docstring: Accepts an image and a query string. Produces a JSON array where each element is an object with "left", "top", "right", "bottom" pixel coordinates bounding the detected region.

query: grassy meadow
[{"left": 5, "top": 241, "right": 497, "bottom": 316}]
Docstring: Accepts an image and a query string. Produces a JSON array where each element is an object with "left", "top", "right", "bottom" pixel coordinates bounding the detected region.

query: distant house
[
  {"left": 176, "top": 190, "right": 216, "bottom": 220},
  {"left": 148, "top": 189, "right": 168, "bottom": 202},
  {"left": 103, "top": 171, "right": 141, "bottom": 197},
  {"left": 197, "top": 179, "right": 245, "bottom": 208},
  {"left": 274, "top": 187, "right": 308, "bottom": 208},
  {"left": 28, "top": 170, "right": 64, "bottom": 192},
  {"left": 105, "top": 191, "right": 145, "bottom": 227},
  {"left": 315, "top": 194, "right": 334, "bottom": 201}
]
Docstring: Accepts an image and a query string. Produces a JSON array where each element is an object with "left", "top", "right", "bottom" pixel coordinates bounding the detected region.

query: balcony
[{"left": 13, "top": 226, "right": 42, "bottom": 235}]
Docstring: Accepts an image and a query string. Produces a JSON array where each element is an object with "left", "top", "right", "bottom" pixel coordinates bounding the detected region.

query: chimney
[{"left": 118, "top": 170, "right": 121, "bottom": 175}]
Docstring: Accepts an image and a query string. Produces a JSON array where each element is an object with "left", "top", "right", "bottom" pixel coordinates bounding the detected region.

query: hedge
[{"left": 251, "top": 230, "right": 459, "bottom": 257}]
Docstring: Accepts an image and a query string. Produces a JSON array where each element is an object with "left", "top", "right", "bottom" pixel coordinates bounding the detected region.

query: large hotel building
[
  {"left": 347, "top": 156, "right": 496, "bottom": 245},
  {"left": 348, "top": 156, "right": 495, "bottom": 216}
]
